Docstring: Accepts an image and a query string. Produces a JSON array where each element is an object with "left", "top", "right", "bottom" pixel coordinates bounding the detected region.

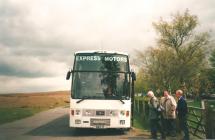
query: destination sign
[
  {"left": 76, "top": 56, "right": 101, "bottom": 61},
  {"left": 76, "top": 56, "right": 127, "bottom": 62}
]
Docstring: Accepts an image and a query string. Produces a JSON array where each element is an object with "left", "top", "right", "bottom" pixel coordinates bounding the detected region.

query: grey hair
[
  {"left": 147, "top": 91, "right": 154, "bottom": 97},
  {"left": 176, "top": 89, "right": 183, "bottom": 95}
]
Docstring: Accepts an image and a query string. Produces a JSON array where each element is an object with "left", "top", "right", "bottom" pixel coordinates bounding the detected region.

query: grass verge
[
  {"left": 0, "top": 107, "right": 46, "bottom": 125},
  {"left": 133, "top": 112, "right": 149, "bottom": 130},
  {"left": 0, "top": 91, "right": 69, "bottom": 125},
  {"left": 187, "top": 100, "right": 201, "bottom": 107}
]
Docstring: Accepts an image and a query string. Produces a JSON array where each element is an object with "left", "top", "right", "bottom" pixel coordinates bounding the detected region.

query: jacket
[
  {"left": 163, "top": 95, "right": 177, "bottom": 119},
  {"left": 148, "top": 96, "right": 159, "bottom": 120},
  {"left": 176, "top": 96, "right": 188, "bottom": 118}
]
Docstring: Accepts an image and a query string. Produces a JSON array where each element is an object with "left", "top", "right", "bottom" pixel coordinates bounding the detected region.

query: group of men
[{"left": 147, "top": 90, "right": 189, "bottom": 140}]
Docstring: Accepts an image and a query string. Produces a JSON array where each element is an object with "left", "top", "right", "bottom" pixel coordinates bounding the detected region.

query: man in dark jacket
[{"left": 176, "top": 89, "right": 189, "bottom": 140}]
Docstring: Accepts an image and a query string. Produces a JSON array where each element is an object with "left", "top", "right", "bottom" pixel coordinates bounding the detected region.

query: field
[{"left": 0, "top": 91, "right": 70, "bottom": 124}]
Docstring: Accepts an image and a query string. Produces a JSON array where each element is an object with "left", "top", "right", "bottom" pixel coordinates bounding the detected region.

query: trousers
[
  {"left": 179, "top": 116, "right": 189, "bottom": 140},
  {"left": 150, "top": 118, "right": 165, "bottom": 139}
]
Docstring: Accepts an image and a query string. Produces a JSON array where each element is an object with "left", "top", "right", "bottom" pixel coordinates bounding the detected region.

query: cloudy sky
[{"left": 0, "top": 0, "right": 215, "bottom": 93}]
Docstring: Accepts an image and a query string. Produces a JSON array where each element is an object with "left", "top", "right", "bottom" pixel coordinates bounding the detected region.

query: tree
[
  {"left": 137, "top": 46, "right": 180, "bottom": 94},
  {"left": 137, "top": 10, "right": 211, "bottom": 96},
  {"left": 208, "top": 49, "right": 215, "bottom": 92},
  {"left": 153, "top": 10, "right": 198, "bottom": 53},
  {"left": 153, "top": 9, "right": 210, "bottom": 85},
  {"left": 134, "top": 69, "right": 150, "bottom": 94},
  {"left": 210, "top": 49, "right": 215, "bottom": 68}
]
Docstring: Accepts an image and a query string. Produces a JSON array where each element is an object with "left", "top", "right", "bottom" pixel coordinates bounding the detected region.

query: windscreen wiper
[
  {"left": 118, "top": 99, "right": 125, "bottom": 104},
  {"left": 115, "top": 96, "right": 125, "bottom": 104},
  {"left": 76, "top": 96, "right": 91, "bottom": 103}
]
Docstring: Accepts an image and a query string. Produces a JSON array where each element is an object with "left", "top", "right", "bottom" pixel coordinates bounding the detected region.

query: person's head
[
  {"left": 176, "top": 89, "right": 183, "bottom": 98},
  {"left": 163, "top": 90, "right": 169, "bottom": 97},
  {"left": 147, "top": 91, "right": 154, "bottom": 98},
  {"left": 106, "top": 85, "right": 112, "bottom": 94}
]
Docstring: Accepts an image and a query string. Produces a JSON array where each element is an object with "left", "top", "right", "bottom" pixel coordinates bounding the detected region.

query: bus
[{"left": 66, "top": 51, "right": 136, "bottom": 130}]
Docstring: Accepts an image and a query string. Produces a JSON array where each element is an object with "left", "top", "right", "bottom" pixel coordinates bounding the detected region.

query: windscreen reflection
[{"left": 72, "top": 72, "right": 130, "bottom": 100}]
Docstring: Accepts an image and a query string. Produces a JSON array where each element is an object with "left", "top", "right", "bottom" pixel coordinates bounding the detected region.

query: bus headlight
[
  {"left": 75, "top": 110, "right": 81, "bottom": 116},
  {"left": 120, "top": 110, "right": 129, "bottom": 117},
  {"left": 71, "top": 110, "right": 74, "bottom": 116},
  {"left": 120, "top": 110, "right": 125, "bottom": 116},
  {"left": 84, "top": 110, "right": 94, "bottom": 116},
  {"left": 109, "top": 110, "right": 117, "bottom": 116},
  {"left": 126, "top": 111, "right": 129, "bottom": 117}
]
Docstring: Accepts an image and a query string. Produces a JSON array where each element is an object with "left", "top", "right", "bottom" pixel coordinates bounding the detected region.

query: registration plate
[
  {"left": 95, "top": 125, "right": 105, "bottom": 129},
  {"left": 90, "top": 119, "right": 110, "bottom": 126}
]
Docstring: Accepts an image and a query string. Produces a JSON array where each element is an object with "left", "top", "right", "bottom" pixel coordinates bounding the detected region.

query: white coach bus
[{"left": 66, "top": 51, "right": 136, "bottom": 130}]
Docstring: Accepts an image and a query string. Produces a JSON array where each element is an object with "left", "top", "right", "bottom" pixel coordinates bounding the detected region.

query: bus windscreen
[{"left": 72, "top": 53, "right": 130, "bottom": 100}]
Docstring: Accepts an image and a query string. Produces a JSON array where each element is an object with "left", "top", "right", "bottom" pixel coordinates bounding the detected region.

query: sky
[{"left": 0, "top": 0, "right": 215, "bottom": 93}]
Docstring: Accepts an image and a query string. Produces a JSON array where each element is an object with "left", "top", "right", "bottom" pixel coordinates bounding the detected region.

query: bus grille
[
  {"left": 96, "top": 110, "right": 105, "bottom": 116},
  {"left": 82, "top": 109, "right": 118, "bottom": 117}
]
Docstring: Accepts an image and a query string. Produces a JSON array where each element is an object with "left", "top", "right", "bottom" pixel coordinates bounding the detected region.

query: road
[{"left": 0, "top": 107, "right": 150, "bottom": 140}]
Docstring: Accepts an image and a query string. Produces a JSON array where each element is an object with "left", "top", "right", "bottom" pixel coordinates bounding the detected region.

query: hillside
[{"left": 0, "top": 91, "right": 70, "bottom": 124}]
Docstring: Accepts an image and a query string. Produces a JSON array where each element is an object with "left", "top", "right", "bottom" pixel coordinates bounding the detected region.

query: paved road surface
[{"left": 0, "top": 107, "right": 150, "bottom": 140}]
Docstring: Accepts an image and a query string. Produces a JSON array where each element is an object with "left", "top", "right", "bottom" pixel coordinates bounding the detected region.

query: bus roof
[{"left": 74, "top": 50, "right": 129, "bottom": 56}]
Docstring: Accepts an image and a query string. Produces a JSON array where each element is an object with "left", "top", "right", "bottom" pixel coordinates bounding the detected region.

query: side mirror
[
  {"left": 131, "top": 72, "right": 136, "bottom": 81},
  {"left": 66, "top": 71, "right": 71, "bottom": 80}
]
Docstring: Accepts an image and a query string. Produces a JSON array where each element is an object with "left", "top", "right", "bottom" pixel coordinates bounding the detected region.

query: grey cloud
[
  {"left": 0, "top": 1, "right": 35, "bottom": 47},
  {"left": 0, "top": 1, "right": 75, "bottom": 78},
  {"left": 0, "top": 44, "right": 69, "bottom": 78},
  {"left": 0, "top": 1, "right": 93, "bottom": 69},
  {"left": 0, "top": 62, "right": 52, "bottom": 78}
]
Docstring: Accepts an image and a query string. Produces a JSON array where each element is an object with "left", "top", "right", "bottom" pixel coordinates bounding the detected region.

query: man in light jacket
[
  {"left": 160, "top": 96, "right": 167, "bottom": 135},
  {"left": 163, "top": 90, "right": 177, "bottom": 137}
]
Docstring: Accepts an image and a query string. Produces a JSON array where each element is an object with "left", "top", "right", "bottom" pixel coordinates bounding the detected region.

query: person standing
[
  {"left": 163, "top": 90, "right": 177, "bottom": 137},
  {"left": 176, "top": 89, "right": 189, "bottom": 140},
  {"left": 147, "top": 91, "right": 165, "bottom": 139},
  {"left": 160, "top": 96, "right": 167, "bottom": 135}
]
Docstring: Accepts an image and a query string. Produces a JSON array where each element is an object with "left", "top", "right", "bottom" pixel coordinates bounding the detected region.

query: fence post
[
  {"left": 145, "top": 100, "right": 149, "bottom": 119},
  {"left": 202, "top": 100, "right": 207, "bottom": 139},
  {"left": 137, "top": 99, "right": 139, "bottom": 114},
  {"left": 139, "top": 100, "right": 143, "bottom": 115},
  {"left": 205, "top": 100, "right": 215, "bottom": 139},
  {"left": 201, "top": 100, "right": 205, "bottom": 109},
  {"left": 205, "top": 100, "right": 210, "bottom": 138},
  {"left": 142, "top": 100, "right": 145, "bottom": 119},
  {"left": 134, "top": 99, "right": 136, "bottom": 112}
]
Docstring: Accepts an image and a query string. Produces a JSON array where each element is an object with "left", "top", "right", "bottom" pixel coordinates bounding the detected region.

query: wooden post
[
  {"left": 209, "top": 101, "right": 215, "bottom": 138},
  {"left": 142, "top": 100, "right": 145, "bottom": 119},
  {"left": 139, "top": 100, "right": 143, "bottom": 114},
  {"left": 202, "top": 99, "right": 206, "bottom": 138},
  {"left": 205, "top": 100, "right": 210, "bottom": 138},
  {"left": 205, "top": 100, "right": 215, "bottom": 139},
  {"left": 201, "top": 100, "right": 205, "bottom": 109}
]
